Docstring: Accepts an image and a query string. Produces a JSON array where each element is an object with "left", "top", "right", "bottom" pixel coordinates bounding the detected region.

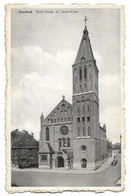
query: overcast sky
[{"left": 11, "top": 6, "right": 122, "bottom": 143}]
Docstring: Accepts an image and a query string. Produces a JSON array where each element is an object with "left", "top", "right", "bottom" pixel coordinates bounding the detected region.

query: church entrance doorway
[
  {"left": 58, "top": 156, "right": 64, "bottom": 168},
  {"left": 81, "top": 158, "right": 87, "bottom": 168}
]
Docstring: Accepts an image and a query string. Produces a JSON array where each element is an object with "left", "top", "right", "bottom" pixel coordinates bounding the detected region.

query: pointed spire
[
  {"left": 103, "top": 124, "right": 106, "bottom": 130},
  {"left": 83, "top": 25, "right": 88, "bottom": 34},
  {"left": 83, "top": 16, "right": 88, "bottom": 34},
  {"left": 74, "top": 17, "right": 94, "bottom": 64}
]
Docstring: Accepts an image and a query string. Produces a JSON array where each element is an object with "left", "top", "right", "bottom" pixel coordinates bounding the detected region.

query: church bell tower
[{"left": 72, "top": 17, "right": 100, "bottom": 169}]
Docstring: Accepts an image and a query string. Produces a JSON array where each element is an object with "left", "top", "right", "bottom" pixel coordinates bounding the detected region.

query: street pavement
[
  {"left": 11, "top": 156, "right": 113, "bottom": 175},
  {"left": 11, "top": 152, "right": 121, "bottom": 187}
]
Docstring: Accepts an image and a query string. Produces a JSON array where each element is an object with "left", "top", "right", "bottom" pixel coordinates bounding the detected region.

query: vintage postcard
[{"left": 6, "top": 4, "right": 125, "bottom": 192}]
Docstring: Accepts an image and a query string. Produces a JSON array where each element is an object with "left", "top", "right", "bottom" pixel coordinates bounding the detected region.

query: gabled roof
[
  {"left": 61, "top": 149, "right": 73, "bottom": 159},
  {"left": 45, "top": 98, "right": 73, "bottom": 121},
  {"left": 11, "top": 129, "right": 21, "bottom": 145},
  {"left": 38, "top": 142, "right": 54, "bottom": 154},
  {"left": 74, "top": 25, "right": 94, "bottom": 64},
  {"left": 11, "top": 131, "right": 39, "bottom": 149}
]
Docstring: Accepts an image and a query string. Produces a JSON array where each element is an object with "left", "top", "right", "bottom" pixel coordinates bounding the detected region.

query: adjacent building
[
  {"left": 11, "top": 130, "right": 39, "bottom": 168},
  {"left": 38, "top": 20, "right": 108, "bottom": 170}
]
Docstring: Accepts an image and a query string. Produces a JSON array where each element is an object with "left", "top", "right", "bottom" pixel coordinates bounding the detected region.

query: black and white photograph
[{"left": 6, "top": 4, "right": 124, "bottom": 192}]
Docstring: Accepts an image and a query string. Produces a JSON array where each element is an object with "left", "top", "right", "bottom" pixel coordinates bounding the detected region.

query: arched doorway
[
  {"left": 81, "top": 158, "right": 87, "bottom": 168},
  {"left": 58, "top": 156, "right": 64, "bottom": 168}
]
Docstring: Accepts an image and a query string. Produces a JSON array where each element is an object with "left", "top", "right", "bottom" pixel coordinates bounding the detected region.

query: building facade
[
  {"left": 39, "top": 22, "right": 107, "bottom": 170},
  {"left": 11, "top": 130, "right": 39, "bottom": 168}
]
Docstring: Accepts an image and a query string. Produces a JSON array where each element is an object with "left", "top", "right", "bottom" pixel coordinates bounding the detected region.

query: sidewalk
[{"left": 12, "top": 157, "right": 113, "bottom": 175}]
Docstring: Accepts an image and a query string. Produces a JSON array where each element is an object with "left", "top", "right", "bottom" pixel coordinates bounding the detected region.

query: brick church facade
[{"left": 38, "top": 21, "right": 107, "bottom": 170}]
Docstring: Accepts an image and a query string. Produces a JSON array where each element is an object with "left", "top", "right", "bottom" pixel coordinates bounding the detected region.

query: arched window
[
  {"left": 77, "top": 101, "right": 80, "bottom": 114},
  {"left": 79, "top": 67, "right": 82, "bottom": 80},
  {"left": 78, "top": 106, "right": 80, "bottom": 113},
  {"left": 88, "top": 126, "right": 91, "bottom": 136},
  {"left": 86, "top": 100, "right": 90, "bottom": 112},
  {"left": 82, "top": 101, "right": 85, "bottom": 113},
  {"left": 83, "top": 105, "right": 84, "bottom": 113},
  {"left": 67, "top": 138, "right": 70, "bottom": 147},
  {"left": 83, "top": 127, "right": 85, "bottom": 136},
  {"left": 63, "top": 137, "right": 66, "bottom": 147},
  {"left": 67, "top": 107, "right": 70, "bottom": 116},
  {"left": 81, "top": 158, "right": 87, "bottom": 168},
  {"left": 64, "top": 110, "right": 67, "bottom": 117},
  {"left": 46, "top": 127, "right": 49, "bottom": 141},
  {"left": 51, "top": 115, "right": 53, "bottom": 123},
  {"left": 58, "top": 138, "right": 62, "bottom": 148},
  {"left": 61, "top": 111, "right": 63, "bottom": 118},
  {"left": 81, "top": 57, "right": 85, "bottom": 62},
  {"left": 54, "top": 111, "right": 57, "bottom": 118},
  {"left": 84, "top": 66, "right": 87, "bottom": 79},
  {"left": 78, "top": 127, "right": 80, "bottom": 137}
]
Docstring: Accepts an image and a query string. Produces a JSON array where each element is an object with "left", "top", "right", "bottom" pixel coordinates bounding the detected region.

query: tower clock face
[{"left": 60, "top": 126, "right": 68, "bottom": 135}]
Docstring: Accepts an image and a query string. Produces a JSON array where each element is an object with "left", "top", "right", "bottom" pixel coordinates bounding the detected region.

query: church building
[{"left": 38, "top": 19, "right": 107, "bottom": 170}]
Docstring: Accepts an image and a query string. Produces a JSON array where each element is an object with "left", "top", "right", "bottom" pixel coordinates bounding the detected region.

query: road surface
[{"left": 11, "top": 153, "right": 121, "bottom": 187}]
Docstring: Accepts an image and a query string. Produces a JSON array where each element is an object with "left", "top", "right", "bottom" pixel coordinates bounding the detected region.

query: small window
[
  {"left": 48, "top": 119, "right": 50, "bottom": 123},
  {"left": 61, "top": 111, "right": 63, "bottom": 117},
  {"left": 82, "top": 117, "right": 85, "bottom": 122},
  {"left": 87, "top": 116, "right": 90, "bottom": 121},
  {"left": 68, "top": 117, "right": 70, "bottom": 121},
  {"left": 67, "top": 138, "right": 70, "bottom": 147},
  {"left": 54, "top": 112, "right": 57, "bottom": 118},
  {"left": 46, "top": 127, "right": 49, "bottom": 141},
  {"left": 41, "top": 155, "right": 47, "bottom": 161},
  {"left": 81, "top": 57, "right": 85, "bottom": 62},
  {"left": 88, "top": 126, "right": 91, "bottom": 136},
  {"left": 83, "top": 127, "right": 85, "bottom": 136},
  {"left": 78, "top": 127, "right": 80, "bottom": 137},
  {"left": 84, "top": 66, "right": 87, "bottom": 79},
  {"left": 63, "top": 138, "right": 66, "bottom": 147},
  {"left": 61, "top": 118, "right": 63, "bottom": 122},
  {"left": 79, "top": 67, "right": 82, "bottom": 80},
  {"left": 58, "top": 138, "right": 62, "bottom": 148},
  {"left": 65, "top": 118, "right": 66, "bottom": 121},
  {"left": 77, "top": 117, "right": 80, "bottom": 122},
  {"left": 81, "top": 145, "right": 87, "bottom": 151},
  {"left": 51, "top": 119, "right": 53, "bottom": 123},
  {"left": 64, "top": 110, "right": 67, "bottom": 117},
  {"left": 58, "top": 118, "right": 60, "bottom": 122},
  {"left": 54, "top": 119, "right": 56, "bottom": 123}
]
